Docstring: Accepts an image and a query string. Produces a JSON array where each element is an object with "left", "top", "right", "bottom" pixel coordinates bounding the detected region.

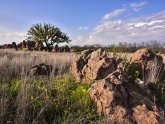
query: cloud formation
[
  {"left": 129, "top": 1, "right": 147, "bottom": 11},
  {"left": 0, "top": 30, "right": 25, "bottom": 44},
  {"left": 78, "top": 26, "right": 89, "bottom": 30},
  {"left": 103, "top": 8, "right": 126, "bottom": 20},
  {"left": 74, "top": 11, "right": 165, "bottom": 45}
]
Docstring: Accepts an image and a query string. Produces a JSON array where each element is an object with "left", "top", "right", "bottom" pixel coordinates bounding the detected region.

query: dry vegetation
[
  {"left": 0, "top": 49, "right": 76, "bottom": 80},
  {"left": 0, "top": 49, "right": 164, "bottom": 123},
  {"left": 0, "top": 49, "right": 107, "bottom": 124}
]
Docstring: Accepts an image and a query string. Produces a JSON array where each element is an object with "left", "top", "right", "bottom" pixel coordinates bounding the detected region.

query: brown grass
[
  {"left": 0, "top": 49, "right": 76, "bottom": 80},
  {"left": 0, "top": 49, "right": 78, "bottom": 123}
]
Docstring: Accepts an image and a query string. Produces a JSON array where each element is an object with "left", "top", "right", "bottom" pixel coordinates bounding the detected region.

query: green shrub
[{"left": 0, "top": 75, "right": 101, "bottom": 124}]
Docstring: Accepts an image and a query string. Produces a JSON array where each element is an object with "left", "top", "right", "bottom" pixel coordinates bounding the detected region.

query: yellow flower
[{"left": 30, "top": 96, "right": 34, "bottom": 100}]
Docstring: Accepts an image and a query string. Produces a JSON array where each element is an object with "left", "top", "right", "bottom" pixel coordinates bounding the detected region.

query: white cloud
[
  {"left": 148, "top": 20, "right": 163, "bottom": 25},
  {"left": 103, "top": 8, "right": 126, "bottom": 20},
  {"left": 0, "top": 30, "right": 26, "bottom": 44},
  {"left": 129, "top": 1, "right": 147, "bottom": 11},
  {"left": 78, "top": 26, "right": 89, "bottom": 30},
  {"left": 72, "top": 35, "right": 93, "bottom": 46},
  {"left": 74, "top": 11, "right": 165, "bottom": 45},
  {"left": 133, "top": 20, "right": 164, "bottom": 27}
]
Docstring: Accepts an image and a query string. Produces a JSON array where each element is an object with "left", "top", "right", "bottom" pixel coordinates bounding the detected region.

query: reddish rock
[
  {"left": 131, "top": 48, "right": 156, "bottom": 62},
  {"left": 110, "top": 106, "right": 130, "bottom": 124},
  {"left": 72, "top": 48, "right": 165, "bottom": 123},
  {"left": 71, "top": 49, "right": 94, "bottom": 82},
  {"left": 89, "top": 76, "right": 164, "bottom": 123},
  {"left": 89, "top": 78, "right": 129, "bottom": 122},
  {"left": 71, "top": 48, "right": 124, "bottom": 82},
  {"left": 133, "top": 104, "right": 159, "bottom": 124},
  {"left": 131, "top": 48, "right": 164, "bottom": 81}
]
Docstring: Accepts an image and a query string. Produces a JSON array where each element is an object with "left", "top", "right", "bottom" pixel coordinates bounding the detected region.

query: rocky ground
[{"left": 71, "top": 48, "right": 165, "bottom": 123}]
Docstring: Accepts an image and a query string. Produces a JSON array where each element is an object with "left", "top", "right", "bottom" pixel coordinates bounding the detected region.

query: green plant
[
  {"left": 133, "top": 70, "right": 140, "bottom": 79},
  {"left": 152, "top": 78, "right": 165, "bottom": 110},
  {"left": 0, "top": 75, "right": 101, "bottom": 124}
]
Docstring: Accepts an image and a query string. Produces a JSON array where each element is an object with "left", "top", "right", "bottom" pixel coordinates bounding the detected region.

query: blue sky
[{"left": 0, "top": 0, "right": 165, "bottom": 45}]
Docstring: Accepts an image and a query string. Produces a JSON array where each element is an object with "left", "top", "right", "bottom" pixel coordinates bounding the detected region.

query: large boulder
[
  {"left": 71, "top": 48, "right": 123, "bottom": 82},
  {"left": 133, "top": 104, "right": 160, "bottom": 124},
  {"left": 72, "top": 48, "right": 165, "bottom": 123},
  {"left": 89, "top": 74, "right": 164, "bottom": 123},
  {"left": 82, "top": 49, "right": 110, "bottom": 81},
  {"left": 130, "top": 48, "right": 164, "bottom": 81},
  {"left": 131, "top": 48, "right": 161, "bottom": 62},
  {"left": 29, "top": 63, "right": 53, "bottom": 76},
  {"left": 71, "top": 49, "right": 94, "bottom": 82}
]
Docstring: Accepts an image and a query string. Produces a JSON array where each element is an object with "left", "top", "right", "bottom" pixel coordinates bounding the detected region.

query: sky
[{"left": 0, "top": 0, "right": 165, "bottom": 45}]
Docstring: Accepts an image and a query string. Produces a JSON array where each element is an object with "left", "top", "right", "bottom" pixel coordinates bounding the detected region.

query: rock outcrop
[
  {"left": 131, "top": 48, "right": 162, "bottom": 63},
  {"left": 130, "top": 48, "right": 164, "bottom": 81},
  {"left": 133, "top": 104, "right": 159, "bottom": 124},
  {"left": 29, "top": 63, "right": 53, "bottom": 76},
  {"left": 71, "top": 49, "right": 94, "bottom": 82},
  {"left": 89, "top": 77, "right": 164, "bottom": 123},
  {"left": 71, "top": 48, "right": 164, "bottom": 123},
  {"left": 71, "top": 48, "right": 124, "bottom": 82}
]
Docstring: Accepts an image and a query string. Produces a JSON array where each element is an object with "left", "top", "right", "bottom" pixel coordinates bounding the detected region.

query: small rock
[{"left": 29, "top": 63, "right": 53, "bottom": 76}]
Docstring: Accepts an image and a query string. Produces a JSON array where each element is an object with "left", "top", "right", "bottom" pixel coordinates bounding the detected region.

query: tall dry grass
[
  {"left": 145, "top": 57, "right": 164, "bottom": 84},
  {"left": 0, "top": 49, "right": 81, "bottom": 123},
  {"left": 0, "top": 49, "right": 75, "bottom": 80}
]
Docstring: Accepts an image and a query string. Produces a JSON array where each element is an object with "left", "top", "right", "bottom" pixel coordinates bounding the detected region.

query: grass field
[
  {"left": 0, "top": 49, "right": 111, "bottom": 124},
  {"left": 0, "top": 49, "right": 164, "bottom": 124},
  {"left": 0, "top": 49, "right": 76, "bottom": 80}
]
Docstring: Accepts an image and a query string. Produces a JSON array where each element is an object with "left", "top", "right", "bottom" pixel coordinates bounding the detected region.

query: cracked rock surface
[{"left": 71, "top": 48, "right": 165, "bottom": 123}]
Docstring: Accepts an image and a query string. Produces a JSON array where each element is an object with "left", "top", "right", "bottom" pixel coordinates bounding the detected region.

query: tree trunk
[{"left": 45, "top": 42, "right": 52, "bottom": 52}]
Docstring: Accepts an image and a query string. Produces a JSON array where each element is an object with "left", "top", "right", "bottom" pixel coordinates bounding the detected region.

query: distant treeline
[{"left": 71, "top": 41, "right": 165, "bottom": 53}]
